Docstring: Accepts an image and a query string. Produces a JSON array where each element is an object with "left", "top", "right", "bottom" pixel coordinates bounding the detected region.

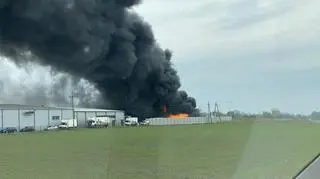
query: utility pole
[
  {"left": 70, "top": 90, "right": 75, "bottom": 119},
  {"left": 69, "top": 90, "right": 78, "bottom": 127},
  {"left": 50, "top": 69, "right": 53, "bottom": 106},
  {"left": 207, "top": 102, "right": 212, "bottom": 123}
]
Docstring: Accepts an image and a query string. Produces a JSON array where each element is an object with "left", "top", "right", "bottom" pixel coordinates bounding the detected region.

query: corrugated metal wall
[
  {"left": 75, "top": 112, "right": 86, "bottom": 127},
  {"left": 74, "top": 110, "right": 125, "bottom": 127},
  {"left": 0, "top": 109, "right": 73, "bottom": 131},
  {"left": 115, "top": 111, "right": 125, "bottom": 125},
  {"left": 147, "top": 116, "right": 232, "bottom": 126}
]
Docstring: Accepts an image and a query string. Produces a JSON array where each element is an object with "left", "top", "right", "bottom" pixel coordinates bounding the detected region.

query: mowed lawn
[{"left": 0, "top": 120, "right": 319, "bottom": 179}]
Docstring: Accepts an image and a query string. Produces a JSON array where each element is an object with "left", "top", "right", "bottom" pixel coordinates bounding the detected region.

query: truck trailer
[
  {"left": 87, "top": 115, "right": 112, "bottom": 128},
  {"left": 58, "top": 119, "right": 78, "bottom": 129}
]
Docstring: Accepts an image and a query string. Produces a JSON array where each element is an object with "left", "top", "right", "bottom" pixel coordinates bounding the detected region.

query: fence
[{"left": 147, "top": 116, "right": 232, "bottom": 126}]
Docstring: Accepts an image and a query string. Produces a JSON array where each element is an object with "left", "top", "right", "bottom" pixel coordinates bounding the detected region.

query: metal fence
[{"left": 147, "top": 116, "right": 233, "bottom": 126}]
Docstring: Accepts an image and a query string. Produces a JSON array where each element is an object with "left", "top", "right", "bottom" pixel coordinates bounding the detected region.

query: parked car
[
  {"left": 44, "top": 125, "right": 59, "bottom": 131},
  {"left": 124, "top": 120, "right": 138, "bottom": 126},
  {"left": 0, "top": 127, "right": 18, "bottom": 133},
  {"left": 87, "top": 119, "right": 109, "bottom": 128},
  {"left": 139, "top": 120, "right": 150, "bottom": 126},
  {"left": 20, "top": 126, "right": 35, "bottom": 132}
]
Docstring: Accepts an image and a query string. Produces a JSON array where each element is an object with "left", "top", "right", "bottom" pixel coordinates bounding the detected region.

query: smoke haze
[
  {"left": 0, "top": 58, "right": 101, "bottom": 107},
  {"left": 0, "top": 0, "right": 199, "bottom": 118}
]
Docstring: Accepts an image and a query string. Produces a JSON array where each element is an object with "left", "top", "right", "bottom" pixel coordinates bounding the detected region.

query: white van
[
  {"left": 87, "top": 115, "right": 112, "bottom": 128},
  {"left": 58, "top": 119, "right": 78, "bottom": 129}
]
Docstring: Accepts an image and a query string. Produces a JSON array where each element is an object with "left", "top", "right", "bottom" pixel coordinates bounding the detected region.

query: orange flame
[{"left": 168, "top": 113, "right": 189, "bottom": 118}]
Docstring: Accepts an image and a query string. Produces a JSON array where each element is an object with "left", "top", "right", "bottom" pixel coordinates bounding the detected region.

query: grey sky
[{"left": 133, "top": 0, "right": 320, "bottom": 114}]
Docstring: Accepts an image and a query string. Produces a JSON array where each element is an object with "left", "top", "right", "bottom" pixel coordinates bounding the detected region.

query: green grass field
[{"left": 0, "top": 120, "right": 319, "bottom": 179}]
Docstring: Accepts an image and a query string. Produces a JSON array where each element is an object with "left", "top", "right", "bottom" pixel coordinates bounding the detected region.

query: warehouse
[
  {"left": 0, "top": 104, "right": 125, "bottom": 130},
  {"left": 74, "top": 107, "right": 125, "bottom": 127}
]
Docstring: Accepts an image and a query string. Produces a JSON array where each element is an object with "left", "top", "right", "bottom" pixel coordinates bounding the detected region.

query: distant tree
[
  {"left": 262, "top": 111, "right": 272, "bottom": 118},
  {"left": 280, "top": 112, "right": 293, "bottom": 118},
  {"left": 310, "top": 111, "right": 320, "bottom": 120},
  {"left": 227, "top": 111, "right": 235, "bottom": 117},
  {"left": 226, "top": 110, "right": 242, "bottom": 119},
  {"left": 271, "top": 108, "right": 281, "bottom": 118}
]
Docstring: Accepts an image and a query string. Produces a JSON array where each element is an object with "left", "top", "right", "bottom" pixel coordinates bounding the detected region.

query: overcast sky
[{"left": 133, "top": 0, "right": 320, "bottom": 114}]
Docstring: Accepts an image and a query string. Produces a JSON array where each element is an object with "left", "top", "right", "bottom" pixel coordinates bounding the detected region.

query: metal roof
[
  {"left": 0, "top": 104, "right": 123, "bottom": 112},
  {"left": 0, "top": 104, "right": 67, "bottom": 110},
  {"left": 74, "top": 108, "right": 123, "bottom": 112}
]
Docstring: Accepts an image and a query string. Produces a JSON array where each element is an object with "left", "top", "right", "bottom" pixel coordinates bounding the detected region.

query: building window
[
  {"left": 23, "top": 111, "right": 35, "bottom": 116},
  {"left": 52, "top": 116, "right": 60, "bottom": 120},
  {"left": 96, "top": 114, "right": 115, "bottom": 118}
]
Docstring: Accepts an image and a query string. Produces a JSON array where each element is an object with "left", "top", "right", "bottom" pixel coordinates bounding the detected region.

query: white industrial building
[
  {"left": 0, "top": 104, "right": 125, "bottom": 130},
  {"left": 74, "top": 107, "right": 125, "bottom": 127}
]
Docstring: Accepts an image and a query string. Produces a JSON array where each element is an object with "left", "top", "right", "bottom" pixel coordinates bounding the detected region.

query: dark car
[
  {"left": 0, "top": 128, "right": 5, "bottom": 133},
  {"left": 0, "top": 127, "right": 18, "bottom": 133},
  {"left": 20, "top": 126, "right": 35, "bottom": 132}
]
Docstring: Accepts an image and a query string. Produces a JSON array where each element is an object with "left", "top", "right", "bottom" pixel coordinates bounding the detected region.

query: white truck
[
  {"left": 139, "top": 120, "right": 150, "bottom": 126},
  {"left": 58, "top": 119, "right": 78, "bottom": 129},
  {"left": 87, "top": 115, "right": 111, "bottom": 128},
  {"left": 124, "top": 116, "right": 139, "bottom": 126}
]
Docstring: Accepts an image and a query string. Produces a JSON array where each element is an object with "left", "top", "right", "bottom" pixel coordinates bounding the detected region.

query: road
[{"left": 294, "top": 154, "right": 320, "bottom": 179}]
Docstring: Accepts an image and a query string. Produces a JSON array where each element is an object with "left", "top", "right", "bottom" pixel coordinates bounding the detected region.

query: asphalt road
[{"left": 294, "top": 154, "right": 320, "bottom": 179}]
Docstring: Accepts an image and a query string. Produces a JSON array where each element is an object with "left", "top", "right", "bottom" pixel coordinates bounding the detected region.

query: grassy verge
[{"left": 0, "top": 120, "right": 319, "bottom": 179}]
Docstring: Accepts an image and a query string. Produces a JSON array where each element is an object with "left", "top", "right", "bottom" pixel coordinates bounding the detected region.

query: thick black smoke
[{"left": 0, "top": 0, "right": 199, "bottom": 118}]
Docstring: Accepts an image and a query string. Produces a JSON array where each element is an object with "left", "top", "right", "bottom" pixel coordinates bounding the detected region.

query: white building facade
[
  {"left": 74, "top": 108, "right": 125, "bottom": 127},
  {"left": 0, "top": 104, "right": 125, "bottom": 130}
]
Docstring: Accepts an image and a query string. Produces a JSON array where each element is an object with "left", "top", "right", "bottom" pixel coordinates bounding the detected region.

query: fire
[
  {"left": 162, "top": 105, "right": 189, "bottom": 119},
  {"left": 168, "top": 113, "right": 189, "bottom": 119}
]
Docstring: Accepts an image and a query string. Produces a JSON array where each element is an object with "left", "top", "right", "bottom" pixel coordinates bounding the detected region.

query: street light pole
[{"left": 69, "top": 90, "right": 76, "bottom": 127}]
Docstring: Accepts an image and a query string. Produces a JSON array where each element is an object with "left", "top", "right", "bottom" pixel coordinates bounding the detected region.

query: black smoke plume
[{"left": 0, "top": 0, "right": 199, "bottom": 118}]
